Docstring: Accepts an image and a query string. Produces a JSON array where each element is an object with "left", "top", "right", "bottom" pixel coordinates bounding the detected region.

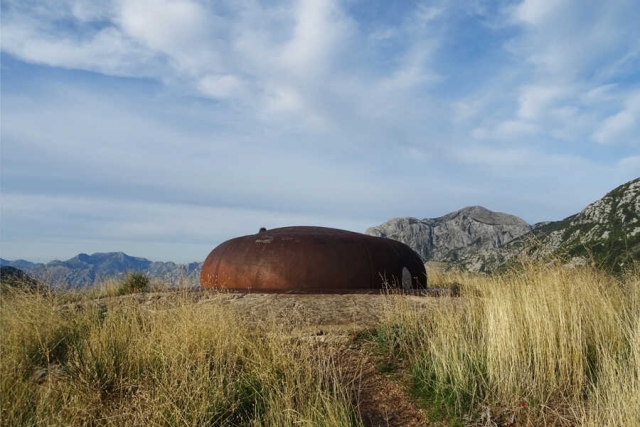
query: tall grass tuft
[{"left": 379, "top": 264, "right": 640, "bottom": 426}]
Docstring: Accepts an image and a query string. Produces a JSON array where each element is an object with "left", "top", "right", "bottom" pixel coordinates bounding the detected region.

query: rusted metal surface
[{"left": 200, "top": 226, "right": 427, "bottom": 292}]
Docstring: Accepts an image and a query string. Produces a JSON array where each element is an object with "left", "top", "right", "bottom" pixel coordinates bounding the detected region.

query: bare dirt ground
[{"left": 104, "top": 291, "right": 440, "bottom": 426}]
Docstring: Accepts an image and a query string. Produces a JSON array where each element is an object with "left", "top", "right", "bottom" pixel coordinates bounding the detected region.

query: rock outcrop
[{"left": 366, "top": 206, "right": 531, "bottom": 263}]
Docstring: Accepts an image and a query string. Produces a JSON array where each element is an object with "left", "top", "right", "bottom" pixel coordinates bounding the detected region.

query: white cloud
[
  {"left": 1, "top": 83, "right": 421, "bottom": 217},
  {"left": 517, "top": 84, "right": 567, "bottom": 120},
  {"left": 617, "top": 156, "right": 640, "bottom": 175},
  {"left": 512, "top": 0, "right": 567, "bottom": 27},
  {"left": 592, "top": 91, "right": 640, "bottom": 145},
  {"left": 1, "top": 1, "right": 226, "bottom": 93},
  {"left": 368, "top": 28, "right": 396, "bottom": 41},
  {"left": 377, "top": 43, "right": 441, "bottom": 92},
  {"left": 593, "top": 111, "right": 636, "bottom": 145},
  {"left": 581, "top": 84, "right": 618, "bottom": 105},
  {"left": 453, "top": 99, "right": 482, "bottom": 123},
  {"left": 448, "top": 144, "right": 544, "bottom": 170},
  {"left": 265, "top": 85, "right": 304, "bottom": 113},
  {"left": 1, "top": 18, "right": 161, "bottom": 77},
  {"left": 472, "top": 120, "right": 537, "bottom": 141},
  {"left": 458, "top": 0, "right": 640, "bottom": 146},
  {"left": 71, "top": 0, "right": 112, "bottom": 22},
  {"left": 116, "top": 0, "right": 216, "bottom": 71},
  {"left": 547, "top": 106, "right": 591, "bottom": 140},
  {"left": 445, "top": 144, "right": 637, "bottom": 200},
  {"left": 415, "top": 5, "right": 444, "bottom": 24},
  {"left": 198, "top": 74, "right": 248, "bottom": 99},
  {"left": 1, "top": 0, "right": 444, "bottom": 128},
  {"left": 280, "top": 0, "right": 354, "bottom": 79},
  {"left": 597, "top": 41, "right": 640, "bottom": 81},
  {"left": 509, "top": 0, "right": 639, "bottom": 79}
]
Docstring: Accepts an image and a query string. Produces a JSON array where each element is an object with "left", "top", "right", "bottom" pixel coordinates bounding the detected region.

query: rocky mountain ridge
[
  {"left": 0, "top": 252, "right": 202, "bottom": 288},
  {"left": 369, "top": 178, "right": 639, "bottom": 273},
  {"left": 366, "top": 205, "right": 533, "bottom": 263}
]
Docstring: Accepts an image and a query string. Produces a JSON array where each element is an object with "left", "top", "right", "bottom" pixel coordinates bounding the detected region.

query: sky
[{"left": 1, "top": 0, "right": 639, "bottom": 263}]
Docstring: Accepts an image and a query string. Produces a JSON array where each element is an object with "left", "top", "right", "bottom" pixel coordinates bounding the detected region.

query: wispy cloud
[
  {"left": 593, "top": 91, "right": 640, "bottom": 145},
  {"left": 1, "top": 0, "right": 639, "bottom": 261}
]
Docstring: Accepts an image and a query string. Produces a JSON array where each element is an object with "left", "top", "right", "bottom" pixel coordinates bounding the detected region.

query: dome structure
[{"left": 200, "top": 226, "right": 427, "bottom": 292}]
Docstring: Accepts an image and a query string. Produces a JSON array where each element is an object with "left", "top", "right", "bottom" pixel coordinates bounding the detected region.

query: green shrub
[{"left": 118, "top": 271, "right": 149, "bottom": 295}]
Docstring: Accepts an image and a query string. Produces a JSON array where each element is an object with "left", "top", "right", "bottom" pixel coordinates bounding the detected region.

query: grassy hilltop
[{"left": 1, "top": 264, "right": 639, "bottom": 426}]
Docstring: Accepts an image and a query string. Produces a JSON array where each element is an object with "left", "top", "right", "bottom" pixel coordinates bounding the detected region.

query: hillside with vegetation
[
  {"left": 530, "top": 177, "right": 640, "bottom": 270},
  {"left": 456, "top": 178, "right": 640, "bottom": 273}
]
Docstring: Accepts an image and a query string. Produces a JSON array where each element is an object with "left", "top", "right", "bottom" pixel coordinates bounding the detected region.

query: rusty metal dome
[{"left": 200, "top": 226, "right": 427, "bottom": 292}]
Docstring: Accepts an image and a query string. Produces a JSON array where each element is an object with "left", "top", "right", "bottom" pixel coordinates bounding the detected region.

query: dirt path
[
  {"left": 337, "top": 343, "right": 431, "bottom": 427},
  {"left": 204, "top": 292, "right": 435, "bottom": 426}
]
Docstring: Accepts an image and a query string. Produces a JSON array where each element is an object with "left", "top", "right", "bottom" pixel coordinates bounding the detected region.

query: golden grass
[
  {"left": 379, "top": 264, "right": 640, "bottom": 426},
  {"left": 0, "top": 289, "right": 361, "bottom": 426},
  {"left": 2, "top": 264, "right": 638, "bottom": 426}
]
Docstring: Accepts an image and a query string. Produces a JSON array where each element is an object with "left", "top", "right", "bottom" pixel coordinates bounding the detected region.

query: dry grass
[
  {"left": 0, "top": 288, "right": 361, "bottom": 426},
  {"left": 2, "top": 264, "right": 638, "bottom": 426},
  {"left": 378, "top": 264, "right": 640, "bottom": 426}
]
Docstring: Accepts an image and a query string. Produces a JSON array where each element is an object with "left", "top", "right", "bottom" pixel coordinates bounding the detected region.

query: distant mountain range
[
  {"left": 367, "top": 177, "right": 639, "bottom": 273},
  {"left": 3, "top": 178, "right": 638, "bottom": 287},
  {"left": 0, "top": 252, "right": 201, "bottom": 288}
]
